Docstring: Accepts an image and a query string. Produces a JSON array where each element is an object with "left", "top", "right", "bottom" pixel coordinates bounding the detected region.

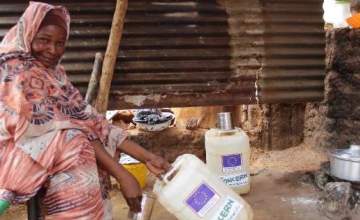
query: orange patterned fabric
[{"left": 0, "top": 2, "right": 127, "bottom": 219}]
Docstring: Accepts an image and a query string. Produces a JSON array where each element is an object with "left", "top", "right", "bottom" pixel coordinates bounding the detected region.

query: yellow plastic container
[
  {"left": 117, "top": 155, "right": 148, "bottom": 190},
  {"left": 125, "top": 163, "right": 148, "bottom": 189}
]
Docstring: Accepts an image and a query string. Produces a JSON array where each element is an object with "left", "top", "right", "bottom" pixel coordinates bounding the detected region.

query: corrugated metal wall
[
  {"left": 0, "top": 0, "right": 325, "bottom": 109},
  {"left": 260, "top": 0, "right": 325, "bottom": 103}
]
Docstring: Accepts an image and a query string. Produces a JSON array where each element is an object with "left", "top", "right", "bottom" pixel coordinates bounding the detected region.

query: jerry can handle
[{"left": 163, "top": 158, "right": 185, "bottom": 184}]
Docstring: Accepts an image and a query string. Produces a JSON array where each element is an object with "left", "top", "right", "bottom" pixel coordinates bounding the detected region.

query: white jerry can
[
  {"left": 153, "top": 154, "right": 253, "bottom": 220},
  {"left": 205, "top": 112, "right": 251, "bottom": 195},
  {"left": 205, "top": 128, "right": 251, "bottom": 195}
]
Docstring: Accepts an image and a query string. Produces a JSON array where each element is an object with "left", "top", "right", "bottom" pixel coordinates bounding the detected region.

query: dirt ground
[{"left": 2, "top": 143, "right": 335, "bottom": 220}]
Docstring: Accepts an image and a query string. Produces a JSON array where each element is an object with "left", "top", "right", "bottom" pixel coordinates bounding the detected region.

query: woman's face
[{"left": 31, "top": 24, "right": 67, "bottom": 68}]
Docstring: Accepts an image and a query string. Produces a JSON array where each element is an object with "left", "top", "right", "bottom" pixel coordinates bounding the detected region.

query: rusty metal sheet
[
  {"left": 0, "top": 0, "right": 325, "bottom": 109},
  {"left": 259, "top": 0, "right": 325, "bottom": 103}
]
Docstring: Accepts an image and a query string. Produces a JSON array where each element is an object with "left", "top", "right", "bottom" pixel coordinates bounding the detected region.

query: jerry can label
[
  {"left": 212, "top": 196, "right": 243, "bottom": 220},
  {"left": 185, "top": 182, "right": 220, "bottom": 218},
  {"left": 221, "top": 154, "right": 242, "bottom": 172},
  {"left": 219, "top": 172, "right": 249, "bottom": 187}
]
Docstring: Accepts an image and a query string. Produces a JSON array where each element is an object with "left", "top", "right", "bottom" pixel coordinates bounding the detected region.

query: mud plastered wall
[{"left": 305, "top": 28, "right": 360, "bottom": 149}]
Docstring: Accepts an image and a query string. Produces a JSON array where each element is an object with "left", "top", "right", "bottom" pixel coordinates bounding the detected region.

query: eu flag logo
[
  {"left": 185, "top": 182, "right": 220, "bottom": 217},
  {"left": 222, "top": 154, "right": 242, "bottom": 172}
]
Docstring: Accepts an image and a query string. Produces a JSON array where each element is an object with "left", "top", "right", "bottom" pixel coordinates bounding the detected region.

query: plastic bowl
[
  {"left": 347, "top": 14, "right": 360, "bottom": 28},
  {"left": 133, "top": 112, "right": 174, "bottom": 132},
  {"left": 136, "top": 119, "right": 172, "bottom": 131}
]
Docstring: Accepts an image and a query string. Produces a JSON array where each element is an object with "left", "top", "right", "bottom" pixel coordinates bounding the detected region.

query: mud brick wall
[
  {"left": 128, "top": 128, "right": 207, "bottom": 163},
  {"left": 242, "top": 103, "right": 306, "bottom": 151},
  {"left": 304, "top": 28, "right": 360, "bottom": 149}
]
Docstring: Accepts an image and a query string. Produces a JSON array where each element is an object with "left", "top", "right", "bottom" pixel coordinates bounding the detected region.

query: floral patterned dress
[{"left": 0, "top": 2, "right": 126, "bottom": 219}]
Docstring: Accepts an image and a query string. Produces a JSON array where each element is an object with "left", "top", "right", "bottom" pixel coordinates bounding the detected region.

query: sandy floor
[
  {"left": 111, "top": 143, "right": 330, "bottom": 220},
  {"left": 2, "top": 143, "right": 330, "bottom": 220}
]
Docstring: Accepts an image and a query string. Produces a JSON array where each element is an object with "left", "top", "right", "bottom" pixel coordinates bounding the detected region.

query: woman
[{"left": 0, "top": 1, "right": 171, "bottom": 219}]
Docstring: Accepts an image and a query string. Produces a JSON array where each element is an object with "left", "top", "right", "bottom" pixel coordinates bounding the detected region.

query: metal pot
[{"left": 328, "top": 144, "right": 360, "bottom": 182}]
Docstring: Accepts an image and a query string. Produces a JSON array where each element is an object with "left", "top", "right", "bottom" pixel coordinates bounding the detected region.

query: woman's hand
[
  {"left": 117, "top": 170, "right": 143, "bottom": 213},
  {"left": 145, "top": 153, "right": 172, "bottom": 178},
  {"left": 117, "top": 139, "right": 172, "bottom": 178}
]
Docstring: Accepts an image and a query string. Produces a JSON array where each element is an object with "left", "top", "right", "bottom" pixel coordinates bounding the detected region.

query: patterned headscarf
[
  {"left": 0, "top": 1, "right": 70, "bottom": 54},
  {"left": 0, "top": 1, "right": 116, "bottom": 144}
]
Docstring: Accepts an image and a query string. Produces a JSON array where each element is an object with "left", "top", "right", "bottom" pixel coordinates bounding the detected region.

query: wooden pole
[
  {"left": 85, "top": 52, "right": 103, "bottom": 106},
  {"left": 95, "top": 0, "right": 128, "bottom": 114}
]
